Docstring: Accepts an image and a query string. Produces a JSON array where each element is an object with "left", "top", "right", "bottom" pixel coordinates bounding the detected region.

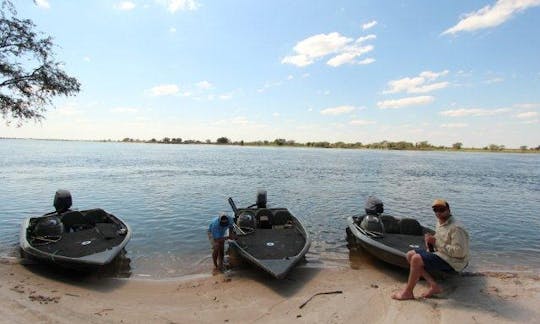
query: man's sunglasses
[{"left": 432, "top": 206, "right": 447, "bottom": 213}]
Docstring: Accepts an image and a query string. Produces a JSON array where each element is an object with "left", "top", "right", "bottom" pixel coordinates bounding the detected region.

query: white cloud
[
  {"left": 169, "top": 27, "right": 177, "bottom": 33},
  {"left": 356, "top": 34, "right": 376, "bottom": 43},
  {"left": 115, "top": 1, "right": 136, "bottom": 10},
  {"left": 219, "top": 93, "right": 233, "bottom": 100},
  {"left": 442, "top": 0, "right": 540, "bottom": 35},
  {"left": 350, "top": 119, "right": 376, "bottom": 126},
  {"left": 484, "top": 77, "right": 504, "bottom": 84},
  {"left": 377, "top": 96, "right": 434, "bottom": 109},
  {"left": 54, "top": 104, "right": 83, "bottom": 116},
  {"left": 35, "top": 0, "right": 50, "bottom": 9},
  {"left": 357, "top": 58, "right": 376, "bottom": 65},
  {"left": 516, "top": 111, "right": 539, "bottom": 118},
  {"left": 282, "top": 32, "right": 376, "bottom": 67},
  {"left": 514, "top": 103, "right": 540, "bottom": 109},
  {"left": 441, "top": 123, "right": 468, "bottom": 128},
  {"left": 327, "top": 45, "right": 374, "bottom": 67},
  {"left": 196, "top": 80, "right": 213, "bottom": 90},
  {"left": 148, "top": 84, "right": 179, "bottom": 96},
  {"left": 282, "top": 32, "right": 351, "bottom": 67},
  {"left": 383, "top": 70, "right": 450, "bottom": 94},
  {"left": 410, "top": 82, "right": 450, "bottom": 93},
  {"left": 111, "top": 107, "right": 138, "bottom": 113},
  {"left": 156, "top": 0, "right": 199, "bottom": 13},
  {"left": 83, "top": 56, "right": 91, "bottom": 62},
  {"left": 362, "top": 20, "right": 377, "bottom": 30},
  {"left": 420, "top": 70, "right": 449, "bottom": 80},
  {"left": 320, "top": 105, "right": 356, "bottom": 115},
  {"left": 273, "top": 113, "right": 280, "bottom": 117},
  {"left": 440, "top": 108, "right": 511, "bottom": 117}
]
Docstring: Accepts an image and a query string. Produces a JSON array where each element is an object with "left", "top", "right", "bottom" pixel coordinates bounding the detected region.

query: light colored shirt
[
  {"left": 434, "top": 215, "right": 470, "bottom": 271},
  {"left": 208, "top": 216, "right": 234, "bottom": 239}
]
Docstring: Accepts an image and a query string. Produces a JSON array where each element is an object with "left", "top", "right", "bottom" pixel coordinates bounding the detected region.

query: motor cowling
[
  {"left": 256, "top": 190, "right": 267, "bottom": 208},
  {"left": 54, "top": 189, "right": 72, "bottom": 213}
]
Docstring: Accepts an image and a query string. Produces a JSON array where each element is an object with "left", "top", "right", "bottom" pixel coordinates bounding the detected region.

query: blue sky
[{"left": 2, "top": 0, "right": 539, "bottom": 148}]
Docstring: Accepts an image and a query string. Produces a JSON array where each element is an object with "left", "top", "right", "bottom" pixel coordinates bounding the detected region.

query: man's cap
[{"left": 432, "top": 199, "right": 448, "bottom": 207}]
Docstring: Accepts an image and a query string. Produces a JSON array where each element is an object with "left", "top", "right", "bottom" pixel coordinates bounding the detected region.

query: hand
[{"left": 424, "top": 234, "right": 436, "bottom": 249}]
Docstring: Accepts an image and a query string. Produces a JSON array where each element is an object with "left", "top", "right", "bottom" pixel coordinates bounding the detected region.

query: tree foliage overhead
[{"left": 0, "top": 1, "right": 80, "bottom": 125}]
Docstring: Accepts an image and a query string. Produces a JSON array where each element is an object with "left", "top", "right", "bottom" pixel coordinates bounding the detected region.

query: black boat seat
[
  {"left": 256, "top": 209, "right": 273, "bottom": 229},
  {"left": 381, "top": 215, "right": 400, "bottom": 234},
  {"left": 272, "top": 210, "right": 291, "bottom": 226},
  {"left": 399, "top": 218, "right": 423, "bottom": 235},
  {"left": 61, "top": 211, "right": 95, "bottom": 232},
  {"left": 83, "top": 208, "right": 109, "bottom": 223}
]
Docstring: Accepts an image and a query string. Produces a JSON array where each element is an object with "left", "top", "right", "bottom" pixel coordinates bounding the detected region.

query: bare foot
[
  {"left": 391, "top": 290, "right": 415, "bottom": 300},
  {"left": 421, "top": 285, "right": 443, "bottom": 298}
]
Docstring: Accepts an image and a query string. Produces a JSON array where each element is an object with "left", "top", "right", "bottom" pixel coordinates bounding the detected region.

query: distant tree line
[{"left": 117, "top": 137, "right": 540, "bottom": 152}]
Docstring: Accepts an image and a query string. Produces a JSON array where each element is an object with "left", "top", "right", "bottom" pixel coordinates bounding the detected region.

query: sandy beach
[{"left": 1, "top": 256, "right": 539, "bottom": 324}]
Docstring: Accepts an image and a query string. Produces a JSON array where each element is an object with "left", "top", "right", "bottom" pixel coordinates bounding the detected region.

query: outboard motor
[
  {"left": 53, "top": 189, "right": 72, "bottom": 214},
  {"left": 33, "top": 216, "right": 64, "bottom": 237},
  {"left": 360, "top": 215, "right": 384, "bottom": 233},
  {"left": 256, "top": 190, "right": 267, "bottom": 209},
  {"left": 364, "top": 196, "right": 383, "bottom": 215}
]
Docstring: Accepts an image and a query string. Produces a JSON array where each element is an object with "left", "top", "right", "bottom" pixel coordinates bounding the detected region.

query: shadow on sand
[
  {"left": 347, "top": 241, "right": 535, "bottom": 322},
  {"left": 225, "top": 249, "right": 320, "bottom": 298},
  {"left": 18, "top": 249, "right": 132, "bottom": 293}
]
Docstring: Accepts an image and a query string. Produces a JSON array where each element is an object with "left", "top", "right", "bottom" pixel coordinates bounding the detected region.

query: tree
[
  {"left": 1, "top": 1, "right": 80, "bottom": 125},
  {"left": 216, "top": 137, "right": 229, "bottom": 144},
  {"left": 452, "top": 142, "right": 463, "bottom": 150}
]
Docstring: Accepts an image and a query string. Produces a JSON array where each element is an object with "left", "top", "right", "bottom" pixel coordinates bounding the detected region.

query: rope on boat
[
  {"left": 232, "top": 223, "right": 254, "bottom": 236},
  {"left": 30, "top": 235, "right": 62, "bottom": 246}
]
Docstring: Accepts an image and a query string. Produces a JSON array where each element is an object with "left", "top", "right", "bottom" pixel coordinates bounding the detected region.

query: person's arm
[{"left": 438, "top": 227, "right": 468, "bottom": 258}]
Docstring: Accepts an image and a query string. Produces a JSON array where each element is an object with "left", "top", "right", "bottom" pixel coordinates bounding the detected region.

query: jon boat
[
  {"left": 20, "top": 190, "right": 131, "bottom": 270},
  {"left": 227, "top": 191, "right": 311, "bottom": 279},
  {"left": 346, "top": 213, "right": 434, "bottom": 269}
]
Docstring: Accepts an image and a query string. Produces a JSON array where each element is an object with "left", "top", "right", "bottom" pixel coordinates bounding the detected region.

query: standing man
[
  {"left": 208, "top": 213, "right": 236, "bottom": 272},
  {"left": 392, "top": 199, "right": 469, "bottom": 300}
]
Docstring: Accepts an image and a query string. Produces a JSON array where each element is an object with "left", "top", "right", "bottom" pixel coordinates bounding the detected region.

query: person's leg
[
  {"left": 420, "top": 270, "right": 442, "bottom": 298},
  {"left": 406, "top": 250, "right": 415, "bottom": 263},
  {"left": 392, "top": 253, "right": 424, "bottom": 300},
  {"left": 217, "top": 240, "right": 225, "bottom": 270},
  {"left": 212, "top": 240, "right": 219, "bottom": 269}
]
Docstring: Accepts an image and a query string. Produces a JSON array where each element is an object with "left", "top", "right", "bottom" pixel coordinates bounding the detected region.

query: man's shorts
[{"left": 414, "top": 248, "right": 455, "bottom": 272}]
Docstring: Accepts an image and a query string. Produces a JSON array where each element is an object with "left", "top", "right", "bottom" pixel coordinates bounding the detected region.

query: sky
[{"left": 1, "top": 0, "right": 540, "bottom": 148}]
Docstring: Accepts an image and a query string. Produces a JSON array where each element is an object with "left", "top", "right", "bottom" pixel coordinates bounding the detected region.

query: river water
[{"left": 1, "top": 139, "right": 538, "bottom": 277}]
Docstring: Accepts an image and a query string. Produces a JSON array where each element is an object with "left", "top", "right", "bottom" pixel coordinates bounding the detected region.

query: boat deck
[
  {"left": 236, "top": 227, "right": 306, "bottom": 259},
  {"left": 372, "top": 233, "right": 425, "bottom": 253},
  {"left": 30, "top": 223, "right": 125, "bottom": 258}
]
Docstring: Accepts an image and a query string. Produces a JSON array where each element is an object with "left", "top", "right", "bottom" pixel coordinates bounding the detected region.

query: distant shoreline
[{"left": 2, "top": 137, "right": 539, "bottom": 153}]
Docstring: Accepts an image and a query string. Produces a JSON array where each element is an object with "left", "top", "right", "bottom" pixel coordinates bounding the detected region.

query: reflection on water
[{"left": 1, "top": 139, "right": 539, "bottom": 278}]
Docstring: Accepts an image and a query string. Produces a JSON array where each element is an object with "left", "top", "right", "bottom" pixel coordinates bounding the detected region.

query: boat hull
[
  {"left": 346, "top": 215, "right": 432, "bottom": 269},
  {"left": 20, "top": 209, "right": 131, "bottom": 271},
  {"left": 229, "top": 207, "right": 310, "bottom": 279}
]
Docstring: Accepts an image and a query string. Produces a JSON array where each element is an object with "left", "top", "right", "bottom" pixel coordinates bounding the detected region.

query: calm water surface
[{"left": 1, "top": 139, "right": 538, "bottom": 277}]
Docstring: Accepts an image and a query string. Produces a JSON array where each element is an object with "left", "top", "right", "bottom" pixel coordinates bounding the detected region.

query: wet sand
[{"left": 1, "top": 255, "right": 539, "bottom": 324}]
